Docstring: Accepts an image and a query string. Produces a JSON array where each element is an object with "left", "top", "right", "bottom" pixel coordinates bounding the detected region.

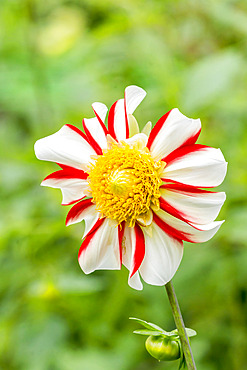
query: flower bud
[{"left": 145, "top": 335, "right": 180, "bottom": 361}]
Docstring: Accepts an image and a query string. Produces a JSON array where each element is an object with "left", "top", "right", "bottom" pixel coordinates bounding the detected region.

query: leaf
[
  {"left": 129, "top": 317, "right": 164, "bottom": 332},
  {"left": 149, "top": 323, "right": 168, "bottom": 332},
  {"left": 185, "top": 328, "right": 197, "bottom": 337},
  {"left": 133, "top": 330, "right": 163, "bottom": 336},
  {"left": 171, "top": 328, "right": 197, "bottom": 338},
  {"left": 130, "top": 317, "right": 181, "bottom": 338}
]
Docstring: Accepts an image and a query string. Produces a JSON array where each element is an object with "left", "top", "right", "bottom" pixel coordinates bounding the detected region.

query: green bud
[{"left": 145, "top": 335, "right": 180, "bottom": 361}]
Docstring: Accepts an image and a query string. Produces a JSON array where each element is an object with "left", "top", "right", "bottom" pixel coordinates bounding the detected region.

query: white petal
[
  {"left": 110, "top": 99, "right": 127, "bottom": 142},
  {"left": 122, "top": 227, "right": 143, "bottom": 290},
  {"left": 82, "top": 206, "right": 101, "bottom": 238},
  {"left": 83, "top": 117, "right": 107, "bottom": 150},
  {"left": 83, "top": 102, "right": 108, "bottom": 151},
  {"left": 66, "top": 200, "right": 100, "bottom": 240},
  {"left": 108, "top": 86, "right": 146, "bottom": 142},
  {"left": 155, "top": 209, "right": 224, "bottom": 243},
  {"left": 121, "top": 133, "right": 148, "bottom": 148},
  {"left": 34, "top": 125, "right": 96, "bottom": 171},
  {"left": 42, "top": 177, "right": 89, "bottom": 205},
  {"left": 92, "top": 102, "right": 108, "bottom": 122},
  {"left": 149, "top": 109, "right": 201, "bottom": 160},
  {"left": 78, "top": 219, "right": 121, "bottom": 274},
  {"left": 127, "top": 271, "right": 143, "bottom": 290},
  {"left": 163, "top": 147, "right": 227, "bottom": 187},
  {"left": 125, "top": 85, "right": 146, "bottom": 114},
  {"left": 160, "top": 188, "right": 226, "bottom": 224},
  {"left": 139, "top": 223, "right": 183, "bottom": 286}
]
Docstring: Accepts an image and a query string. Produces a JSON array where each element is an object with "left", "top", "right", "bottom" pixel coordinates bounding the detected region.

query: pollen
[{"left": 88, "top": 141, "right": 164, "bottom": 227}]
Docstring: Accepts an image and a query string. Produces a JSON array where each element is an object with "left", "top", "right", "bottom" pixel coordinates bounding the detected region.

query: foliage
[{"left": 1, "top": 0, "right": 247, "bottom": 369}]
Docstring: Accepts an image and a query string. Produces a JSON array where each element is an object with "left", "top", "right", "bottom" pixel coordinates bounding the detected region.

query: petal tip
[
  {"left": 34, "top": 139, "right": 42, "bottom": 159},
  {"left": 125, "top": 85, "right": 147, "bottom": 96},
  {"left": 40, "top": 179, "right": 49, "bottom": 187}
]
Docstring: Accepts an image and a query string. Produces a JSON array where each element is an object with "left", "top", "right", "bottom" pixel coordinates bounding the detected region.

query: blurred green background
[{"left": 1, "top": 0, "right": 247, "bottom": 369}]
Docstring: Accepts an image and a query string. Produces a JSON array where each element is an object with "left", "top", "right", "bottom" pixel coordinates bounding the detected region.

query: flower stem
[{"left": 165, "top": 280, "right": 196, "bottom": 369}]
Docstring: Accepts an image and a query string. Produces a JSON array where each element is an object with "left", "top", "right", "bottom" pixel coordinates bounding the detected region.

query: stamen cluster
[{"left": 88, "top": 143, "right": 163, "bottom": 227}]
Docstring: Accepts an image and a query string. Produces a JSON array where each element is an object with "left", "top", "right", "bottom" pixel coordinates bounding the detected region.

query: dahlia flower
[{"left": 34, "top": 85, "right": 227, "bottom": 290}]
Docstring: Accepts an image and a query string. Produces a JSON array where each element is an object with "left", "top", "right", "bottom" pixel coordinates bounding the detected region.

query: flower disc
[{"left": 88, "top": 142, "right": 164, "bottom": 227}]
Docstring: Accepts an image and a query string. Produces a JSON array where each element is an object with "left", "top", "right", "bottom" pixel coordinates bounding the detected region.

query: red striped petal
[
  {"left": 153, "top": 212, "right": 192, "bottom": 243},
  {"left": 159, "top": 197, "right": 190, "bottom": 225},
  {"left": 108, "top": 99, "right": 129, "bottom": 142},
  {"left": 130, "top": 224, "right": 145, "bottom": 278},
  {"left": 162, "top": 144, "right": 209, "bottom": 164},
  {"left": 82, "top": 118, "right": 103, "bottom": 155},
  {"left": 181, "top": 128, "right": 201, "bottom": 147},
  {"left": 65, "top": 124, "right": 88, "bottom": 141},
  {"left": 57, "top": 163, "right": 75, "bottom": 170},
  {"left": 108, "top": 100, "right": 118, "bottom": 140},
  {"left": 146, "top": 110, "right": 171, "bottom": 149},
  {"left": 124, "top": 91, "right": 129, "bottom": 139},
  {"left": 160, "top": 181, "right": 214, "bottom": 193},
  {"left": 43, "top": 168, "right": 88, "bottom": 182},
  {"left": 63, "top": 196, "right": 86, "bottom": 206},
  {"left": 66, "top": 198, "right": 93, "bottom": 226},
  {"left": 78, "top": 218, "right": 105, "bottom": 258},
  {"left": 92, "top": 107, "right": 109, "bottom": 136}
]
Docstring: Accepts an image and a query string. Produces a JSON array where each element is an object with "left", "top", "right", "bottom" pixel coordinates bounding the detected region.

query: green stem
[{"left": 165, "top": 280, "right": 196, "bottom": 369}]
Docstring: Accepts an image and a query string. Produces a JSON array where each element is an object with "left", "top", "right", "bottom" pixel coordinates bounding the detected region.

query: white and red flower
[{"left": 34, "top": 86, "right": 227, "bottom": 290}]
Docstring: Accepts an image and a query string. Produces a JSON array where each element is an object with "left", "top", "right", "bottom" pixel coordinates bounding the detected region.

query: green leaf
[
  {"left": 171, "top": 328, "right": 197, "bottom": 338},
  {"left": 133, "top": 329, "right": 163, "bottom": 336},
  {"left": 129, "top": 317, "right": 164, "bottom": 332},
  {"left": 130, "top": 317, "right": 182, "bottom": 338},
  {"left": 160, "top": 331, "right": 179, "bottom": 338},
  {"left": 185, "top": 328, "right": 197, "bottom": 337},
  {"left": 150, "top": 323, "right": 168, "bottom": 332}
]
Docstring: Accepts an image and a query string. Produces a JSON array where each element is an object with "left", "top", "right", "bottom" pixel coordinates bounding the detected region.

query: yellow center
[{"left": 88, "top": 141, "right": 164, "bottom": 227}]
